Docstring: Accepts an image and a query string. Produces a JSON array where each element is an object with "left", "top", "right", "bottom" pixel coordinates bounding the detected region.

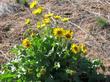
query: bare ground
[{"left": 0, "top": 0, "right": 110, "bottom": 75}]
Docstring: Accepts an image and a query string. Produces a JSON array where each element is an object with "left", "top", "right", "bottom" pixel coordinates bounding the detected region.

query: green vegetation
[{"left": 96, "top": 17, "right": 109, "bottom": 28}]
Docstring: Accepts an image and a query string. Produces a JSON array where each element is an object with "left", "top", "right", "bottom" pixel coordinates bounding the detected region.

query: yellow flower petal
[
  {"left": 44, "top": 13, "right": 54, "bottom": 18},
  {"left": 42, "top": 18, "right": 51, "bottom": 24},
  {"left": 54, "top": 15, "right": 61, "bottom": 19},
  {"left": 61, "top": 18, "right": 70, "bottom": 22},
  {"left": 36, "top": 21, "right": 41, "bottom": 28},
  {"left": 25, "top": 18, "right": 30, "bottom": 25},
  {"left": 41, "top": 23, "right": 46, "bottom": 27},
  {"left": 36, "top": 21, "right": 46, "bottom": 29},
  {"left": 32, "top": 7, "right": 43, "bottom": 15},
  {"left": 79, "top": 43, "right": 87, "bottom": 55}
]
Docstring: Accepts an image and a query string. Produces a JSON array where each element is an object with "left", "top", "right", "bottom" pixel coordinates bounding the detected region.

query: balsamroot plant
[{"left": 0, "top": 0, "right": 104, "bottom": 82}]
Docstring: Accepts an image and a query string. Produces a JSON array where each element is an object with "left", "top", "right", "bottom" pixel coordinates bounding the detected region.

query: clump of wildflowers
[{"left": 0, "top": 1, "right": 104, "bottom": 82}]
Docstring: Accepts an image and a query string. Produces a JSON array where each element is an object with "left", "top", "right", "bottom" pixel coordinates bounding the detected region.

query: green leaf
[{"left": 0, "top": 74, "right": 16, "bottom": 80}]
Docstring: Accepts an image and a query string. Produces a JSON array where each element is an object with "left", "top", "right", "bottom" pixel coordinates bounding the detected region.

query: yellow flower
[
  {"left": 79, "top": 43, "right": 87, "bottom": 55},
  {"left": 41, "top": 23, "right": 46, "bottom": 27},
  {"left": 36, "top": 21, "right": 41, "bottom": 28},
  {"left": 42, "top": 18, "right": 51, "bottom": 24},
  {"left": 44, "top": 13, "right": 54, "bottom": 18},
  {"left": 71, "top": 44, "right": 79, "bottom": 54},
  {"left": 61, "top": 17, "right": 70, "bottom": 22},
  {"left": 54, "top": 15, "right": 61, "bottom": 19},
  {"left": 36, "top": 21, "right": 46, "bottom": 29},
  {"left": 22, "top": 38, "right": 31, "bottom": 48},
  {"left": 25, "top": 18, "right": 30, "bottom": 25},
  {"left": 64, "top": 30, "right": 74, "bottom": 40},
  {"left": 29, "top": 0, "right": 37, "bottom": 9},
  {"left": 32, "top": 7, "right": 43, "bottom": 15},
  {"left": 53, "top": 27, "right": 64, "bottom": 37}
]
